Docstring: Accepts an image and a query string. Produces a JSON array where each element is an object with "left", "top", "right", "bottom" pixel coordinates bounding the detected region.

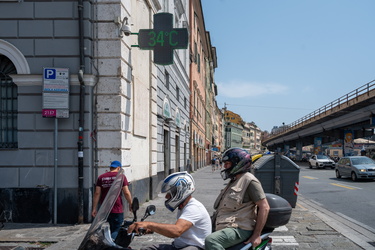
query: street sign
[
  {"left": 138, "top": 13, "right": 188, "bottom": 65},
  {"left": 42, "top": 67, "right": 70, "bottom": 118}
]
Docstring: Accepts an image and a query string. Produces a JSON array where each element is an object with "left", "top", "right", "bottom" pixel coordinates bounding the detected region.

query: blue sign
[
  {"left": 44, "top": 68, "right": 56, "bottom": 79},
  {"left": 42, "top": 67, "right": 70, "bottom": 118}
]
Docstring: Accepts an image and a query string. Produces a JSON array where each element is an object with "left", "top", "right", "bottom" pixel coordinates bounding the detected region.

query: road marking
[
  {"left": 296, "top": 202, "right": 308, "bottom": 210},
  {"left": 330, "top": 183, "right": 362, "bottom": 190},
  {"left": 302, "top": 176, "right": 318, "bottom": 179},
  {"left": 271, "top": 236, "right": 299, "bottom": 246},
  {"left": 274, "top": 225, "right": 288, "bottom": 232}
]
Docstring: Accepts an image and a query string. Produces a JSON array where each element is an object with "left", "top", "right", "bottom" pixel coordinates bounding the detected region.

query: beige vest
[{"left": 214, "top": 172, "right": 257, "bottom": 231}]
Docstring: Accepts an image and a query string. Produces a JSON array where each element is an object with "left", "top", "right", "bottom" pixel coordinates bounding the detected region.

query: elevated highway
[{"left": 263, "top": 80, "right": 375, "bottom": 151}]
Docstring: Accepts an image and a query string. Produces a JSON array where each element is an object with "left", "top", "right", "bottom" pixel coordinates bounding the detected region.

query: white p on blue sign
[
  {"left": 43, "top": 67, "right": 69, "bottom": 92},
  {"left": 44, "top": 68, "right": 56, "bottom": 79},
  {"left": 42, "top": 67, "right": 70, "bottom": 118}
]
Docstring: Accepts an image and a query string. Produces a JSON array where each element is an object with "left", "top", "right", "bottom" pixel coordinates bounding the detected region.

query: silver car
[{"left": 335, "top": 156, "right": 375, "bottom": 181}]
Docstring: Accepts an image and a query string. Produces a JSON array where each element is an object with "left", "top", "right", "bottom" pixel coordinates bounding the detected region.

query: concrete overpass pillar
[
  {"left": 284, "top": 144, "right": 290, "bottom": 157},
  {"left": 296, "top": 141, "right": 302, "bottom": 161},
  {"left": 276, "top": 147, "right": 282, "bottom": 153}
]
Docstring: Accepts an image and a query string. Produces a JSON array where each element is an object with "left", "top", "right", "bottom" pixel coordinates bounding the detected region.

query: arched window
[{"left": 0, "top": 55, "right": 17, "bottom": 148}]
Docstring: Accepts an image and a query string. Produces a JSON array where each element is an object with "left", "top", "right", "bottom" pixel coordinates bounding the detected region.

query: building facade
[
  {"left": 212, "top": 101, "right": 223, "bottom": 154},
  {"left": 0, "top": 0, "right": 99, "bottom": 224},
  {"left": 244, "top": 122, "right": 262, "bottom": 154},
  {"left": 155, "top": 1, "right": 191, "bottom": 186},
  {"left": 223, "top": 109, "right": 263, "bottom": 153},
  {"left": 189, "top": 0, "right": 207, "bottom": 171},
  {"left": 204, "top": 31, "right": 217, "bottom": 163},
  {"left": 0, "top": 0, "right": 197, "bottom": 224},
  {"left": 223, "top": 109, "right": 242, "bottom": 149},
  {"left": 242, "top": 123, "right": 252, "bottom": 151}
]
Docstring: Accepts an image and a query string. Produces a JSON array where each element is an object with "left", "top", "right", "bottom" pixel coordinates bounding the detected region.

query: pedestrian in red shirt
[{"left": 92, "top": 161, "right": 132, "bottom": 240}]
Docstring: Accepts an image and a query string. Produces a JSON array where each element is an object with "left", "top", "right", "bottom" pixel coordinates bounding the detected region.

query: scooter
[
  {"left": 226, "top": 229, "right": 273, "bottom": 250},
  {"left": 114, "top": 198, "right": 156, "bottom": 248},
  {"left": 78, "top": 169, "right": 156, "bottom": 250},
  {"left": 227, "top": 193, "right": 292, "bottom": 250}
]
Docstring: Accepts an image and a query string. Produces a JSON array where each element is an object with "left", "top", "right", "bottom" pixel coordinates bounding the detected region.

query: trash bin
[{"left": 251, "top": 154, "right": 300, "bottom": 207}]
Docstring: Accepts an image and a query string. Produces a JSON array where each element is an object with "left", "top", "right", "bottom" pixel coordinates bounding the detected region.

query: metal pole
[
  {"left": 54, "top": 117, "right": 58, "bottom": 224},
  {"left": 77, "top": 0, "right": 85, "bottom": 223},
  {"left": 77, "top": 71, "right": 85, "bottom": 224}
]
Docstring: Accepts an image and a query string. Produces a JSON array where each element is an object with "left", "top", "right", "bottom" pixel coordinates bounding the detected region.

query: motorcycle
[
  {"left": 226, "top": 229, "right": 273, "bottom": 250},
  {"left": 78, "top": 168, "right": 156, "bottom": 250},
  {"left": 227, "top": 193, "right": 292, "bottom": 250}
]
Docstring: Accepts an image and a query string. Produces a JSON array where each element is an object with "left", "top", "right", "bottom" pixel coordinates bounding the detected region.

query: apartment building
[
  {"left": 224, "top": 109, "right": 263, "bottom": 153},
  {"left": 189, "top": 0, "right": 215, "bottom": 170}
]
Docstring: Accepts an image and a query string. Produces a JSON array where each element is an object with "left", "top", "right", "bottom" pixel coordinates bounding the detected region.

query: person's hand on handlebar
[{"left": 127, "top": 221, "right": 153, "bottom": 235}]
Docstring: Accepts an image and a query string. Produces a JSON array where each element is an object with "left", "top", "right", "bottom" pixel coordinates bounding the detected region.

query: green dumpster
[{"left": 251, "top": 154, "right": 300, "bottom": 207}]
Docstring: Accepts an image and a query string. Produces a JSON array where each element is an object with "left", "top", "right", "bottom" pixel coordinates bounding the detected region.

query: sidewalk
[{"left": 0, "top": 166, "right": 369, "bottom": 250}]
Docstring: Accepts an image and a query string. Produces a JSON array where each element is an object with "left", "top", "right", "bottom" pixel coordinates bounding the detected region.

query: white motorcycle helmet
[{"left": 161, "top": 171, "right": 195, "bottom": 212}]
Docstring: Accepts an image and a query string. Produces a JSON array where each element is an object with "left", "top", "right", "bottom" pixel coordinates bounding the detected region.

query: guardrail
[{"left": 268, "top": 79, "right": 375, "bottom": 139}]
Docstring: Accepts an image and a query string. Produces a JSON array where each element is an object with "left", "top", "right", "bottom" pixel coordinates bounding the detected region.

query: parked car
[
  {"left": 301, "top": 152, "right": 312, "bottom": 162},
  {"left": 335, "top": 156, "right": 375, "bottom": 181},
  {"left": 309, "top": 154, "right": 336, "bottom": 169},
  {"left": 330, "top": 156, "right": 340, "bottom": 163}
]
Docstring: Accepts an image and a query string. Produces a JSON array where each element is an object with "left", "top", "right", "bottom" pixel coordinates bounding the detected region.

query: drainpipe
[{"left": 77, "top": 0, "right": 85, "bottom": 224}]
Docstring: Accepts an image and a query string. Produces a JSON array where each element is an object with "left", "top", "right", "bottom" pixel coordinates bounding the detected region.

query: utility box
[{"left": 251, "top": 154, "right": 300, "bottom": 207}]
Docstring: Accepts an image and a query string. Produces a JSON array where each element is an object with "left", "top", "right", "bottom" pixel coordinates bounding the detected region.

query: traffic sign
[{"left": 42, "top": 67, "right": 70, "bottom": 118}]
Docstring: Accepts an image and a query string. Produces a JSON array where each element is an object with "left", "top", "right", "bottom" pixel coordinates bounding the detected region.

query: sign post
[{"left": 42, "top": 67, "right": 70, "bottom": 224}]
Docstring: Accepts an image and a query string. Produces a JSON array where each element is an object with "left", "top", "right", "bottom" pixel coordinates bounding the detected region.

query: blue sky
[{"left": 201, "top": 0, "right": 375, "bottom": 132}]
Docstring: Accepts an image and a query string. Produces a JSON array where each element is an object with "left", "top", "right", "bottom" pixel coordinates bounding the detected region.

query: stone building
[{"left": 0, "top": 0, "right": 197, "bottom": 224}]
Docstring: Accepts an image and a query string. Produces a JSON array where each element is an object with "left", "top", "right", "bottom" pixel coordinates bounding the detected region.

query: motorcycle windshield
[{"left": 78, "top": 168, "right": 125, "bottom": 250}]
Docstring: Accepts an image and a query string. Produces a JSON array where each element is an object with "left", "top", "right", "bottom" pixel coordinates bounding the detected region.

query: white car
[{"left": 309, "top": 155, "right": 336, "bottom": 169}]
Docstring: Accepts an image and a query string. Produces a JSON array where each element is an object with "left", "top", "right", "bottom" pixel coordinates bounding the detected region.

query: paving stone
[
  {"left": 0, "top": 167, "right": 367, "bottom": 250},
  {"left": 307, "top": 223, "right": 334, "bottom": 231}
]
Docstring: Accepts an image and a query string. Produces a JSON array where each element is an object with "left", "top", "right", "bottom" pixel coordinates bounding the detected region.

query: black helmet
[{"left": 221, "top": 148, "right": 252, "bottom": 180}]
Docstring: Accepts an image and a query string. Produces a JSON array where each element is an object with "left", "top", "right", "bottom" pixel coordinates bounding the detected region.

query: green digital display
[
  {"left": 138, "top": 13, "right": 188, "bottom": 65},
  {"left": 142, "top": 30, "right": 182, "bottom": 47}
]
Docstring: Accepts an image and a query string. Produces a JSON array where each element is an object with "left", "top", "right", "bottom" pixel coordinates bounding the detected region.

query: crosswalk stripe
[{"left": 271, "top": 236, "right": 299, "bottom": 246}]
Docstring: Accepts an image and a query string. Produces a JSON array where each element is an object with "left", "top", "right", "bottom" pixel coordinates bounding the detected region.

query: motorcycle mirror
[
  {"left": 141, "top": 205, "right": 156, "bottom": 221},
  {"left": 146, "top": 205, "right": 156, "bottom": 215},
  {"left": 132, "top": 197, "right": 140, "bottom": 212},
  {"left": 132, "top": 197, "right": 139, "bottom": 222}
]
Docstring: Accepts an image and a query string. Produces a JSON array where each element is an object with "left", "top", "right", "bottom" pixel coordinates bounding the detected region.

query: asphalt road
[{"left": 297, "top": 161, "right": 375, "bottom": 231}]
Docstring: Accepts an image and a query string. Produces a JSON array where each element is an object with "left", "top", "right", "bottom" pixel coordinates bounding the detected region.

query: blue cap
[{"left": 110, "top": 160, "right": 121, "bottom": 168}]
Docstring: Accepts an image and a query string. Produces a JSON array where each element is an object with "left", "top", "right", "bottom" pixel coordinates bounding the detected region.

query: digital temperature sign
[{"left": 138, "top": 13, "right": 188, "bottom": 65}]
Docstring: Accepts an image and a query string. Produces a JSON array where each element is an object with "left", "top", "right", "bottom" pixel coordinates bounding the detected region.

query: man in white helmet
[{"left": 128, "top": 171, "right": 211, "bottom": 250}]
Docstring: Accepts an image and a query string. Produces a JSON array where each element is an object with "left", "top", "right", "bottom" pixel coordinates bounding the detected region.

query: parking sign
[
  {"left": 44, "top": 68, "right": 56, "bottom": 79},
  {"left": 42, "top": 67, "right": 70, "bottom": 118}
]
